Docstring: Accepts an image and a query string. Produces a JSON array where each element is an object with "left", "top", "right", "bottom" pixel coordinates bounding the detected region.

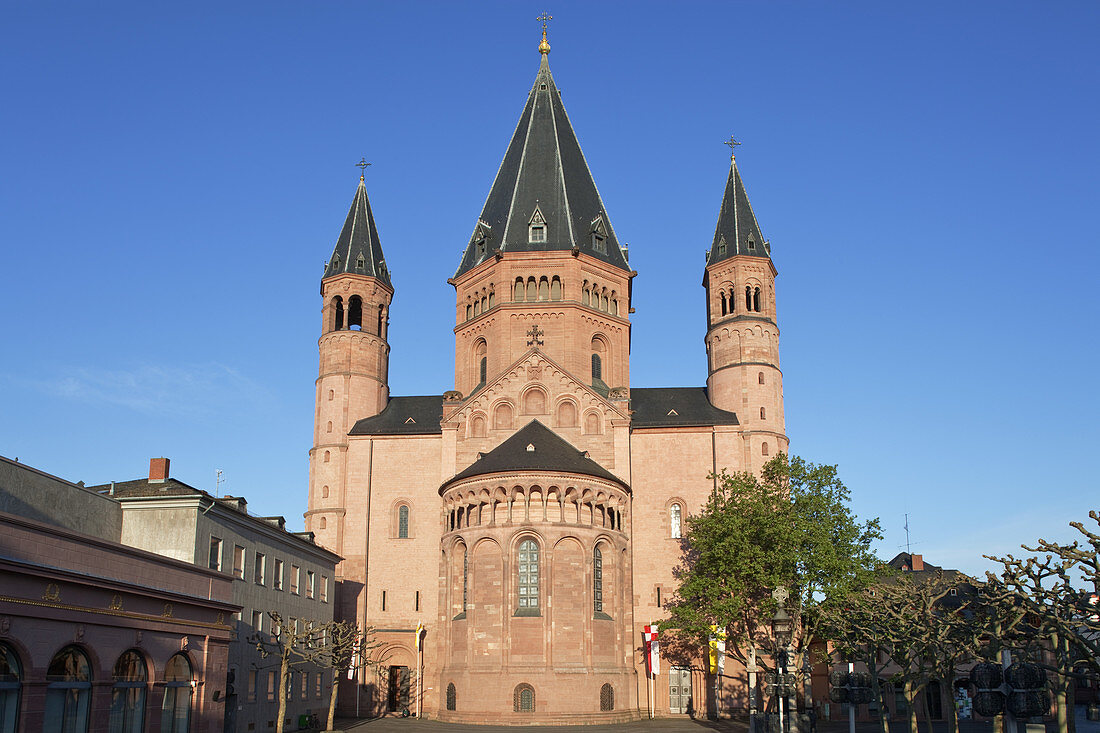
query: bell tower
[
  {"left": 307, "top": 169, "right": 393, "bottom": 556},
  {"left": 703, "top": 145, "right": 788, "bottom": 470}
]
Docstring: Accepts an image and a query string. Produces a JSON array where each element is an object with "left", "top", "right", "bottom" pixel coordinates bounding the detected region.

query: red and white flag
[{"left": 643, "top": 625, "right": 660, "bottom": 677}]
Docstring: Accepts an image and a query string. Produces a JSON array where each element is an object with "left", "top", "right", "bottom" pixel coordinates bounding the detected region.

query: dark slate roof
[
  {"left": 89, "top": 477, "right": 204, "bottom": 498},
  {"left": 706, "top": 158, "right": 771, "bottom": 266},
  {"left": 348, "top": 396, "right": 443, "bottom": 436},
  {"left": 322, "top": 177, "right": 390, "bottom": 288},
  {"left": 447, "top": 420, "right": 625, "bottom": 487},
  {"left": 454, "top": 52, "right": 629, "bottom": 277},
  {"left": 630, "top": 387, "right": 740, "bottom": 428}
]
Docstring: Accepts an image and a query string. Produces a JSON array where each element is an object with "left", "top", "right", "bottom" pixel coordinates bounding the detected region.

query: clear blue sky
[{"left": 2, "top": 1, "right": 1097, "bottom": 577}]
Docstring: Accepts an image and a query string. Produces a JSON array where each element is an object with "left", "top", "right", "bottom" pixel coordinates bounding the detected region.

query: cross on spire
[
  {"left": 356, "top": 157, "right": 371, "bottom": 180},
  {"left": 723, "top": 135, "right": 742, "bottom": 161},
  {"left": 537, "top": 12, "right": 552, "bottom": 31},
  {"left": 526, "top": 324, "right": 544, "bottom": 347}
]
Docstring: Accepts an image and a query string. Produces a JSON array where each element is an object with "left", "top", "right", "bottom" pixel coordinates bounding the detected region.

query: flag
[
  {"left": 709, "top": 624, "right": 726, "bottom": 674},
  {"left": 415, "top": 620, "right": 423, "bottom": 652},
  {"left": 643, "top": 624, "right": 660, "bottom": 677},
  {"left": 348, "top": 632, "right": 359, "bottom": 680}
]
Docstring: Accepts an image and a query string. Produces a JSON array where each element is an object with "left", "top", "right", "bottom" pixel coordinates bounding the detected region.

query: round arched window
[
  {"left": 0, "top": 642, "right": 22, "bottom": 732},
  {"left": 110, "top": 649, "right": 147, "bottom": 733},
  {"left": 161, "top": 654, "right": 192, "bottom": 733},
  {"left": 44, "top": 645, "right": 92, "bottom": 732}
]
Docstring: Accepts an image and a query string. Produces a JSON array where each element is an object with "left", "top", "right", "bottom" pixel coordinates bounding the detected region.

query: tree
[
  {"left": 663, "top": 454, "right": 882, "bottom": 703},
  {"left": 315, "top": 621, "right": 383, "bottom": 731},
  {"left": 985, "top": 510, "right": 1100, "bottom": 733},
  {"left": 255, "top": 613, "right": 327, "bottom": 733}
]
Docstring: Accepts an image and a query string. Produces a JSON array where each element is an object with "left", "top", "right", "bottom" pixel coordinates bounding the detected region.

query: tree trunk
[
  {"left": 326, "top": 669, "right": 339, "bottom": 731},
  {"left": 1066, "top": 680, "right": 1076, "bottom": 733},
  {"left": 944, "top": 672, "right": 958, "bottom": 733},
  {"left": 1056, "top": 685, "right": 1070, "bottom": 733},
  {"left": 276, "top": 655, "right": 290, "bottom": 733},
  {"left": 923, "top": 681, "right": 935, "bottom": 733},
  {"left": 904, "top": 679, "right": 919, "bottom": 733},
  {"left": 873, "top": 674, "right": 889, "bottom": 733}
]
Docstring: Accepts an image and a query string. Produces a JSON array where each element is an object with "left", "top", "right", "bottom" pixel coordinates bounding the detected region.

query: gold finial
[
  {"left": 537, "top": 13, "right": 552, "bottom": 54},
  {"left": 356, "top": 157, "right": 371, "bottom": 181},
  {"left": 723, "top": 135, "right": 742, "bottom": 162}
]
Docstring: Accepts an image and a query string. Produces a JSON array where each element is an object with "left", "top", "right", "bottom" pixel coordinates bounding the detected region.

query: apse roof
[
  {"left": 706, "top": 158, "right": 771, "bottom": 266},
  {"left": 447, "top": 420, "right": 625, "bottom": 487},
  {"left": 630, "top": 387, "right": 740, "bottom": 428},
  {"left": 454, "top": 49, "right": 629, "bottom": 277},
  {"left": 322, "top": 177, "right": 390, "bottom": 289}
]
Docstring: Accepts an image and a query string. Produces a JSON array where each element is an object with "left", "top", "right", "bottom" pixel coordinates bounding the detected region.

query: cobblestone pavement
[{"left": 330, "top": 710, "right": 1100, "bottom": 733}]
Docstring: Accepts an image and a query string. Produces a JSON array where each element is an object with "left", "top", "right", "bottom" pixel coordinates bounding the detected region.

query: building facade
[
  {"left": 0, "top": 455, "right": 237, "bottom": 733},
  {"left": 305, "top": 33, "right": 788, "bottom": 724},
  {"left": 95, "top": 458, "right": 342, "bottom": 732}
]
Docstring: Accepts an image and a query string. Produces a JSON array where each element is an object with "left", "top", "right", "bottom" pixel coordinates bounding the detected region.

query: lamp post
[{"left": 772, "top": 591, "right": 793, "bottom": 733}]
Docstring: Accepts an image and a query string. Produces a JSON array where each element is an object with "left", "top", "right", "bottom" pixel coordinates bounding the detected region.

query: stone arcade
[{"left": 304, "top": 30, "right": 788, "bottom": 724}]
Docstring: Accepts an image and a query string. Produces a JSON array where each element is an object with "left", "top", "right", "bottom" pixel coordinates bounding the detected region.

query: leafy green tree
[{"left": 663, "top": 454, "right": 882, "bottom": 695}]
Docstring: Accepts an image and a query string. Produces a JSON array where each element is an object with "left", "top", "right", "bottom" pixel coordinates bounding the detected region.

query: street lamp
[{"left": 771, "top": 591, "right": 793, "bottom": 733}]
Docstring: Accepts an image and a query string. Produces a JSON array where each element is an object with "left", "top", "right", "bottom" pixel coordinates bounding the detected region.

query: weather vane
[
  {"left": 356, "top": 157, "right": 371, "bottom": 179},
  {"left": 723, "top": 135, "right": 742, "bottom": 160}
]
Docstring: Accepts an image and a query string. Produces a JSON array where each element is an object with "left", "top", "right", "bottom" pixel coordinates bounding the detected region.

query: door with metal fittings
[{"left": 669, "top": 666, "right": 692, "bottom": 714}]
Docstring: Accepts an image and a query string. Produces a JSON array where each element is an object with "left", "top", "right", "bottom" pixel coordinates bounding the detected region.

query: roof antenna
[
  {"left": 898, "top": 513, "right": 921, "bottom": 555},
  {"left": 215, "top": 469, "right": 224, "bottom": 498}
]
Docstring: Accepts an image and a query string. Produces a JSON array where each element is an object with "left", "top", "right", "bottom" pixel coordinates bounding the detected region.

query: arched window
[
  {"left": 610, "top": 298, "right": 618, "bottom": 316},
  {"left": 332, "top": 296, "right": 344, "bottom": 331},
  {"left": 600, "top": 683, "right": 615, "bottom": 712},
  {"left": 721, "top": 292, "right": 727, "bottom": 316},
  {"left": 538, "top": 277, "right": 549, "bottom": 301},
  {"left": 348, "top": 295, "right": 363, "bottom": 330},
  {"left": 462, "top": 547, "right": 468, "bottom": 612},
  {"left": 760, "top": 407, "right": 766, "bottom": 419},
  {"left": 110, "top": 649, "right": 147, "bottom": 733},
  {"left": 758, "top": 372, "right": 765, "bottom": 385},
  {"left": 446, "top": 683, "right": 457, "bottom": 711},
  {"left": 377, "top": 305, "right": 385, "bottom": 337},
  {"left": 319, "top": 516, "right": 327, "bottom": 530},
  {"left": 593, "top": 547, "right": 604, "bottom": 614},
  {"left": 591, "top": 354, "right": 602, "bottom": 382},
  {"left": 398, "top": 506, "right": 409, "bottom": 538},
  {"left": 0, "top": 643, "right": 22, "bottom": 733},
  {"left": 323, "top": 451, "right": 330, "bottom": 463},
  {"left": 493, "top": 403, "right": 513, "bottom": 430},
  {"left": 44, "top": 645, "right": 92, "bottom": 732},
  {"left": 326, "top": 421, "right": 332, "bottom": 433},
  {"left": 601, "top": 294, "right": 609, "bottom": 312},
  {"left": 481, "top": 295, "right": 487, "bottom": 312},
  {"left": 582, "top": 288, "right": 590, "bottom": 307},
  {"left": 328, "top": 389, "right": 334, "bottom": 401},
  {"left": 550, "top": 277, "right": 561, "bottom": 300},
  {"left": 745, "top": 286, "right": 752, "bottom": 312},
  {"left": 584, "top": 412, "right": 601, "bottom": 435},
  {"left": 488, "top": 291, "right": 495, "bottom": 309},
  {"left": 762, "top": 442, "right": 770, "bottom": 456},
  {"left": 670, "top": 503, "right": 682, "bottom": 539},
  {"left": 514, "top": 278, "right": 525, "bottom": 302},
  {"left": 523, "top": 388, "right": 546, "bottom": 415},
  {"left": 513, "top": 684, "right": 535, "bottom": 713},
  {"left": 473, "top": 299, "right": 480, "bottom": 316},
  {"left": 474, "top": 340, "right": 487, "bottom": 387},
  {"left": 161, "top": 654, "right": 192, "bottom": 733},
  {"left": 517, "top": 540, "right": 539, "bottom": 612},
  {"left": 753, "top": 286, "right": 761, "bottom": 312},
  {"left": 557, "top": 401, "right": 577, "bottom": 427},
  {"left": 470, "top": 414, "right": 487, "bottom": 437},
  {"left": 526, "top": 278, "right": 536, "bottom": 302},
  {"left": 322, "top": 485, "right": 329, "bottom": 498}
]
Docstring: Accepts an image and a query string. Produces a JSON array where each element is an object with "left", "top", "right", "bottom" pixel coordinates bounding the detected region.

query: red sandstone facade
[{"left": 305, "top": 37, "right": 788, "bottom": 724}]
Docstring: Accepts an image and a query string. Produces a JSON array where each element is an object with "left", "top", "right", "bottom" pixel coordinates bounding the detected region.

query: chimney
[
  {"left": 149, "top": 457, "right": 170, "bottom": 483},
  {"left": 911, "top": 554, "right": 924, "bottom": 571}
]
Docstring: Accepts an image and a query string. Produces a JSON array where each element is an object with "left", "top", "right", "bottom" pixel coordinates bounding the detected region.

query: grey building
[{"left": 92, "top": 458, "right": 342, "bottom": 732}]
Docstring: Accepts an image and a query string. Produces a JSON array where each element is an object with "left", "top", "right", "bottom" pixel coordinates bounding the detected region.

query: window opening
[
  {"left": 591, "top": 354, "right": 602, "bottom": 381},
  {"left": 721, "top": 292, "right": 727, "bottom": 316},
  {"left": 762, "top": 442, "right": 770, "bottom": 456},
  {"left": 273, "top": 559, "right": 283, "bottom": 591},
  {"left": 526, "top": 278, "right": 536, "bottom": 302},
  {"left": 332, "top": 297, "right": 344, "bottom": 331},
  {"left": 254, "top": 552, "right": 266, "bottom": 585},
  {"left": 745, "top": 286, "right": 752, "bottom": 312},
  {"left": 600, "top": 683, "right": 614, "bottom": 711},
  {"left": 670, "top": 503, "right": 682, "bottom": 539},
  {"left": 208, "top": 536, "right": 222, "bottom": 571},
  {"left": 446, "top": 683, "right": 457, "bottom": 711},
  {"left": 517, "top": 540, "right": 539, "bottom": 611},
  {"left": 760, "top": 407, "right": 766, "bottom": 419},
  {"left": 44, "top": 646, "right": 92, "bottom": 732},
  {"left": 233, "top": 546, "right": 245, "bottom": 579},
  {"left": 593, "top": 547, "right": 604, "bottom": 614},
  {"left": 463, "top": 547, "right": 468, "bottom": 611},
  {"left": 529, "top": 224, "right": 546, "bottom": 243},
  {"left": 758, "top": 372, "right": 765, "bottom": 385},
  {"left": 398, "top": 505, "right": 409, "bottom": 538},
  {"left": 514, "top": 684, "right": 535, "bottom": 713},
  {"left": 550, "top": 277, "right": 561, "bottom": 300},
  {"left": 753, "top": 286, "right": 761, "bottom": 312},
  {"left": 0, "top": 642, "right": 22, "bottom": 732},
  {"left": 514, "top": 278, "right": 525, "bottom": 302},
  {"left": 110, "top": 649, "right": 147, "bottom": 733}
]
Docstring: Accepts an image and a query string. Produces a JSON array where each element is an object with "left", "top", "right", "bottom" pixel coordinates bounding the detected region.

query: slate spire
[
  {"left": 323, "top": 175, "right": 390, "bottom": 287},
  {"left": 454, "top": 37, "right": 629, "bottom": 277},
  {"left": 706, "top": 153, "right": 770, "bottom": 266}
]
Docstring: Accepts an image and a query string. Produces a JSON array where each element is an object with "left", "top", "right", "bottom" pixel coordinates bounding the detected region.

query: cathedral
[{"left": 304, "top": 29, "right": 788, "bottom": 724}]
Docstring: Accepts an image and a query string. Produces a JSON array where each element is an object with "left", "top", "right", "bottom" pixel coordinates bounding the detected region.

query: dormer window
[
  {"left": 529, "top": 205, "right": 547, "bottom": 244},
  {"left": 748, "top": 237, "right": 756, "bottom": 251},
  {"left": 590, "top": 215, "right": 607, "bottom": 254},
  {"left": 356, "top": 254, "right": 365, "bottom": 269},
  {"left": 592, "top": 232, "right": 605, "bottom": 253},
  {"left": 718, "top": 236, "right": 727, "bottom": 257},
  {"left": 476, "top": 237, "right": 486, "bottom": 257}
]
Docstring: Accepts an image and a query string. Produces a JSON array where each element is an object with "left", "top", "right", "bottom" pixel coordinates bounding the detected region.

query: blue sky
[{"left": 2, "top": 1, "right": 1097, "bottom": 576}]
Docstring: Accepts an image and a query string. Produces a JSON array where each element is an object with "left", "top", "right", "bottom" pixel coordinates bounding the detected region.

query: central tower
[{"left": 449, "top": 31, "right": 635, "bottom": 402}]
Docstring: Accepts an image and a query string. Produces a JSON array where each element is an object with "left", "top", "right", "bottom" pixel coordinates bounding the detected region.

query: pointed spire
[
  {"left": 707, "top": 146, "right": 770, "bottom": 266},
  {"left": 454, "top": 37, "right": 629, "bottom": 278},
  {"left": 323, "top": 169, "right": 390, "bottom": 287}
]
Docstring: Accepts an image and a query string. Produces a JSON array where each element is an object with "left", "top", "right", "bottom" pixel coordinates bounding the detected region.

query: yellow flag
[{"left": 415, "top": 621, "right": 423, "bottom": 652}]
